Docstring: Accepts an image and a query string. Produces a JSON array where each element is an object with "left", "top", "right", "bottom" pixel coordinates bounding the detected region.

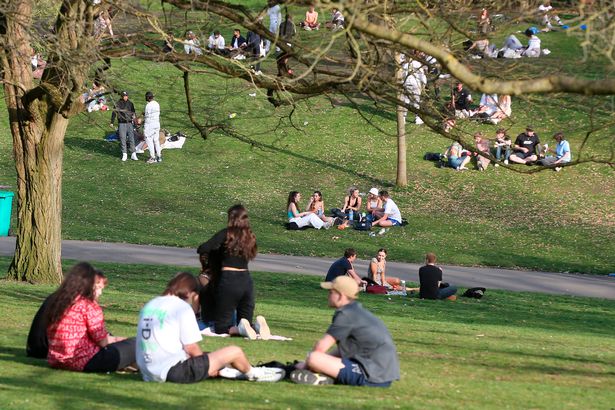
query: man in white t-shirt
[
  {"left": 143, "top": 91, "right": 161, "bottom": 164},
  {"left": 371, "top": 191, "right": 402, "bottom": 227},
  {"left": 137, "top": 272, "right": 284, "bottom": 383}
]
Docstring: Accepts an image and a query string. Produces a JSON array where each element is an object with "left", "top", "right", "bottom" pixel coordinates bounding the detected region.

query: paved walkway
[{"left": 1, "top": 237, "right": 613, "bottom": 300}]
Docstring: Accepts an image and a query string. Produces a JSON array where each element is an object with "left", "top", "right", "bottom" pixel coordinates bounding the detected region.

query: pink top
[
  {"left": 47, "top": 297, "right": 108, "bottom": 371},
  {"left": 306, "top": 10, "right": 318, "bottom": 24}
]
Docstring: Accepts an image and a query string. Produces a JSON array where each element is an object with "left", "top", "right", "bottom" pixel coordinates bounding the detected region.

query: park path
[{"left": 0, "top": 236, "right": 613, "bottom": 300}]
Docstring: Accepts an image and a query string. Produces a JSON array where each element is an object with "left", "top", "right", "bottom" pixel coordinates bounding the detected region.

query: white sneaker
[
  {"left": 121, "top": 153, "right": 127, "bottom": 161},
  {"left": 218, "top": 367, "right": 245, "bottom": 380},
  {"left": 504, "top": 159, "right": 509, "bottom": 165},
  {"left": 131, "top": 152, "right": 138, "bottom": 161},
  {"left": 254, "top": 315, "right": 271, "bottom": 340},
  {"left": 247, "top": 367, "right": 285, "bottom": 382},
  {"left": 494, "top": 163, "right": 499, "bottom": 167},
  {"left": 378, "top": 228, "right": 387, "bottom": 236},
  {"left": 415, "top": 116, "right": 424, "bottom": 125},
  {"left": 237, "top": 318, "right": 257, "bottom": 340}
]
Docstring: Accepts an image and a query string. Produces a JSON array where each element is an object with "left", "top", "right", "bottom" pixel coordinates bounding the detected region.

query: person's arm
[
  {"left": 368, "top": 260, "right": 377, "bottom": 280},
  {"left": 380, "top": 261, "right": 387, "bottom": 287},
  {"left": 110, "top": 106, "right": 116, "bottom": 127},
  {"left": 341, "top": 196, "right": 350, "bottom": 212},
  {"left": 353, "top": 197, "right": 362, "bottom": 212},
  {"left": 312, "top": 333, "right": 336, "bottom": 354},
  {"left": 183, "top": 342, "right": 203, "bottom": 358}
]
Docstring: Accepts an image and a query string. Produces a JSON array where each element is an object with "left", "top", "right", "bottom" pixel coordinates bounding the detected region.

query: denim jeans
[
  {"left": 495, "top": 146, "right": 511, "bottom": 161},
  {"left": 437, "top": 286, "right": 458, "bottom": 299}
]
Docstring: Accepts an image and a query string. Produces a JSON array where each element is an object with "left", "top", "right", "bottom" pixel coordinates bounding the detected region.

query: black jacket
[
  {"left": 111, "top": 98, "right": 136, "bottom": 124},
  {"left": 229, "top": 34, "right": 246, "bottom": 49}
]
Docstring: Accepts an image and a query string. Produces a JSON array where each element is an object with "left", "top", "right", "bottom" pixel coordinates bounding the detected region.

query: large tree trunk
[
  {"left": 1, "top": 0, "right": 65, "bottom": 283},
  {"left": 1, "top": 0, "right": 98, "bottom": 283}
]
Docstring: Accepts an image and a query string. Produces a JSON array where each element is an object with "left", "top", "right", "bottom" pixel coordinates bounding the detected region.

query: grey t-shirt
[{"left": 326, "top": 301, "right": 400, "bottom": 383}]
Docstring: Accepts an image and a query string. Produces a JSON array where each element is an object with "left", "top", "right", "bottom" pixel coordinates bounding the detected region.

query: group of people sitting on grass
[
  {"left": 443, "top": 126, "right": 572, "bottom": 171},
  {"left": 287, "top": 188, "right": 403, "bottom": 231},
  {"left": 326, "top": 248, "right": 458, "bottom": 301},
  {"left": 25, "top": 204, "right": 402, "bottom": 387}
]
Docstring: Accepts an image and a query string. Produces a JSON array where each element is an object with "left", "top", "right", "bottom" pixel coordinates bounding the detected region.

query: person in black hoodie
[{"left": 110, "top": 91, "right": 137, "bottom": 162}]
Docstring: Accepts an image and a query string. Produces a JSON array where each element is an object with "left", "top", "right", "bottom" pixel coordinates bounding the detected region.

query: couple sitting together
[{"left": 287, "top": 188, "right": 403, "bottom": 230}]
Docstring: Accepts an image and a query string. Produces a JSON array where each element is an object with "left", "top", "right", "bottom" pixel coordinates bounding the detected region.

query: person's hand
[
  {"left": 110, "top": 123, "right": 115, "bottom": 128},
  {"left": 520, "top": 147, "right": 529, "bottom": 153}
]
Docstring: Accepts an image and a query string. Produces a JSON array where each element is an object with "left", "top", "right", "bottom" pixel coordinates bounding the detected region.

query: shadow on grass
[{"left": 65, "top": 136, "right": 117, "bottom": 158}]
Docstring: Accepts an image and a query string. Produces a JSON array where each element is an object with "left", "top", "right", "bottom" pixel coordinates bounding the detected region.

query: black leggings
[
  {"left": 83, "top": 338, "right": 136, "bottom": 373},
  {"left": 211, "top": 270, "right": 255, "bottom": 334}
]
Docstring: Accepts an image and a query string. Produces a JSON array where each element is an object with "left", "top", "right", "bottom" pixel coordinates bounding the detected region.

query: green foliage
[{"left": 0, "top": 258, "right": 614, "bottom": 409}]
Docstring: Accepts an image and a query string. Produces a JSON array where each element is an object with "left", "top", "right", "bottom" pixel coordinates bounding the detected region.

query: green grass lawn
[
  {"left": 0, "top": 8, "right": 613, "bottom": 275},
  {"left": 1, "top": 258, "right": 614, "bottom": 409}
]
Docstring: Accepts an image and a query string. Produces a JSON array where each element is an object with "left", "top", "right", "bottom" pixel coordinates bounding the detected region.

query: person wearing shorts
[
  {"left": 510, "top": 126, "right": 540, "bottom": 164},
  {"left": 136, "top": 272, "right": 282, "bottom": 383},
  {"left": 371, "top": 191, "right": 402, "bottom": 227},
  {"left": 290, "top": 276, "right": 400, "bottom": 387}
]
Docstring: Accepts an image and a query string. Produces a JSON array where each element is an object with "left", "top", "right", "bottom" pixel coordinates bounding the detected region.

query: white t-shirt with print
[
  {"left": 383, "top": 198, "right": 402, "bottom": 222},
  {"left": 136, "top": 295, "right": 202, "bottom": 382}
]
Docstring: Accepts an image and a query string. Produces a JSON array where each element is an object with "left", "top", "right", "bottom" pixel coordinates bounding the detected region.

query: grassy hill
[{"left": 0, "top": 10, "right": 613, "bottom": 274}]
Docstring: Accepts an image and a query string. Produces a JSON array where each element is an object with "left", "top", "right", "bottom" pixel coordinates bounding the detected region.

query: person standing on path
[
  {"left": 143, "top": 91, "right": 162, "bottom": 164},
  {"left": 110, "top": 91, "right": 137, "bottom": 162}
]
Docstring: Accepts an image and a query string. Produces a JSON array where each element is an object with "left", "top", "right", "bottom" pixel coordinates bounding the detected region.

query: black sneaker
[{"left": 290, "top": 369, "right": 334, "bottom": 385}]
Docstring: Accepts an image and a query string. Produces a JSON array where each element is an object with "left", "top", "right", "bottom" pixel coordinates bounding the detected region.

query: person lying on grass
[
  {"left": 290, "top": 276, "right": 400, "bottom": 387},
  {"left": 136, "top": 272, "right": 283, "bottom": 383},
  {"left": 45, "top": 262, "right": 136, "bottom": 373}
]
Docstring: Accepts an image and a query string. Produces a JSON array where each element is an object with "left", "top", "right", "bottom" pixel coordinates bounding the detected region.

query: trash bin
[{"left": 0, "top": 191, "right": 14, "bottom": 236}]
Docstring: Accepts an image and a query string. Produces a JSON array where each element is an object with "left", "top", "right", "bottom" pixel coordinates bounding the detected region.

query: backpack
[
  {"left": 354, "top": 221, "right": 372, "bottom": 231},
  {"left": 424, "top": 152, "right": 443, "bottom": 161},
  {"left": 462, "top": 287, "right": 486, "bottom": 299},
  {"left": 366, "top": 284, "right": 388, "bottom": 294}
]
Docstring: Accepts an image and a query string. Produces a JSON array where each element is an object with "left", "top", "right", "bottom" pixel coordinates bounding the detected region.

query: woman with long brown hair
[
  {"left": 45, "top": 262, "right": 135, "bottom": 372},
  {"left": 197, "top": 204, "right": 270, "bottom": 339}
]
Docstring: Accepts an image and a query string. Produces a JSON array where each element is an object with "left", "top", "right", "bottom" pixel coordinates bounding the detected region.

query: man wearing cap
[
  {"left": 143, "top": 91, "right": 162, "bottom": 164},
  {"left": 509, "top": 126, "right": 541, "bottom": 165},
  {"left": 290, "top": 276, "right": 400, "bottom": 386},
  {"left": 110, "top": 91, "right": 137, "bottom": 161}
]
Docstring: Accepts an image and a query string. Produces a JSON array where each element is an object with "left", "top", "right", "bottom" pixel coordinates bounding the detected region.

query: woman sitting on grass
[
  {"left": 287, "top": 191, "right": 330, "bottom": 229},
  {"left": 444, "top": 141, "right": 471, "bottom": 171},
  {"left": 366, "top": 248, "right": 402, "bottom": 289},
  {"left": 46, "top": 262, "right": 136, "bottom": 372},
  {"left": 306, "top": 190, "right": 334, "bottom": 224},
  {"left": 341, "top": 186, "right": 362, "bottom": 221},
  {"left": 365, "top": 188, "right": 383, "bottom": 222},
  {"left": 197, "top": 204, "right": 271, "bottom": 339}
]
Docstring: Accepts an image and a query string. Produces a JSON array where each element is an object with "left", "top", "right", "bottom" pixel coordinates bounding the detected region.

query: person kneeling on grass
[
  {"left": 291, "top": 276, "right": 400, "bottom": 386},
  {"left": 419, "top": 252, "right": 458, "bottom": 301},
  {"left": 136, "top": 272, "right": 284, "bottom": 383}
]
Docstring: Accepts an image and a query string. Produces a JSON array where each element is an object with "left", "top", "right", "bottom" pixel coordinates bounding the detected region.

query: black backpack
[
  {"left": 354, "top": 221, "right": 372, "bottom": 231},
  {"left": 462, "top": 287, "right": 486, "bottom": 299}
]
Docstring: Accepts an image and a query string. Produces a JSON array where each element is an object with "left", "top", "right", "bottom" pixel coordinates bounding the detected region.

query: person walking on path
[
  {"left": 143, "top": 91, "right": 162, "bottom": 164},
  {"left": 110, "top": 91, "right": 137, "bottom": 162},
  {"left": 291, "top": 275, "right": 400, "bottom": 386}
]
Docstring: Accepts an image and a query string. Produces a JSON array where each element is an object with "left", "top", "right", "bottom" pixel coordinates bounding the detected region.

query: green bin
[{"left": 0, "top": 191, "right": 14, "bottom": 236}]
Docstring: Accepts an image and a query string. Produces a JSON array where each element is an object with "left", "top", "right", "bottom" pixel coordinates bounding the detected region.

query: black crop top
[{"left": 197, "top": 228, "right": 250, "bottom": 270}]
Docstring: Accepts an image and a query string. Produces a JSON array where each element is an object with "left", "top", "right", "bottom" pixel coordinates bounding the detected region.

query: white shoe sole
[
  {"left": 255, "top": 315, "right": 270, "bottom": 340},
  {"left": 238, "top": 318, "right": 257, "bottom": 340}
]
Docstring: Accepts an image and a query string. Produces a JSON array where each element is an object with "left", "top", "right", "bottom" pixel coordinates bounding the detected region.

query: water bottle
[
  {"left": 400, "top": 280, "right": 407, "bottom": 296},
  {"left": 348, "top": 210, "right": 354, "bottom": 221}
]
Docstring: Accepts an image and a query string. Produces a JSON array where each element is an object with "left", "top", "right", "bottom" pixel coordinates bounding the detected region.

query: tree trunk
[
  {"left": 1, "top": 0, "right": 75, "bottom": 283},
  {"left": 7, "top": 119, "right": 67, "bottom": 284},
  {"left": 395, "top": 52, "right": 408, "bottom": 187}
]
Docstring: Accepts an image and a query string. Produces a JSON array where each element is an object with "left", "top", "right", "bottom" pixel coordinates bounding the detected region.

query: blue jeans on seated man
[
  {"left": 495, "top": 146, "right": 511, "bottom": 161},
  {"left": 437, "top": 286, "right": 458, "bottom": 299}
]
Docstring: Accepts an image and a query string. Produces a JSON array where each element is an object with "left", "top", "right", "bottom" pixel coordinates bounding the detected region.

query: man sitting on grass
[
  {"left": 371, "top": 191, "right": 403, "bottom": 228},
  {"left": 419, "top": 252, "right": 457, "bottom": 301},
  {"left": 291, "top": 276, "right": 400, "bottom": 386},
  {"left": 325, "top": 248, "right": 365, "bottom": 287},
  {"left": 136, "top": 272, "right": 283, "bottom": 383}
]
